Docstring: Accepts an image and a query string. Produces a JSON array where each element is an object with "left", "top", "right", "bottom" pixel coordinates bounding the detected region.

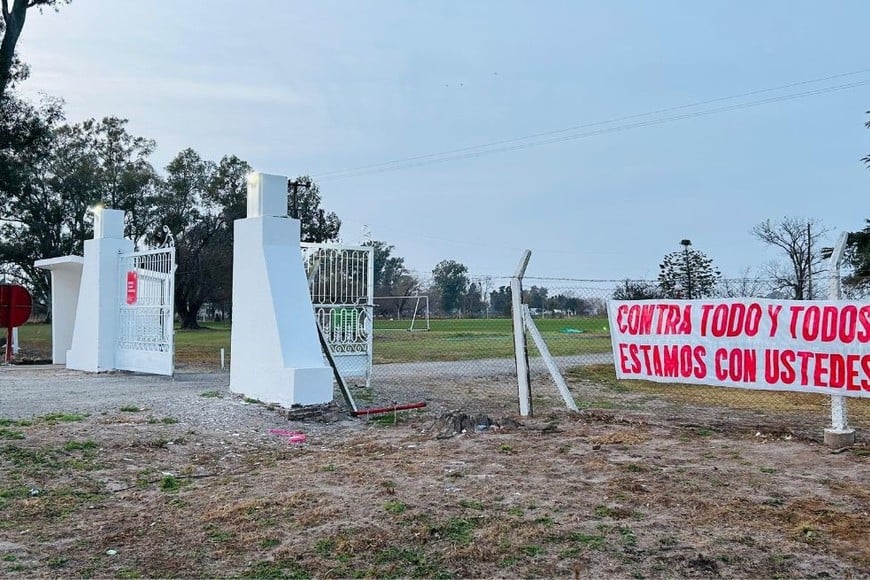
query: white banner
[{"left": 607, "top": 299, "right": 870, "bottom": 398}]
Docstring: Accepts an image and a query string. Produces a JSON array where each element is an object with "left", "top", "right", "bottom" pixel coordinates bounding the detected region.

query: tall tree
[
  {"left": 0, "top": 91, "right": 65, "bottom": 307},
  {"left": 1, "top": 0, "right": 68, "bottom": 97},
  {"left": 151, "top": 148, "right": 215, "bottom": 329},
  {"left": 751, "top": 217, "right": 828, "bottom": 300},
  {"left": 658, "top": 240, "right": 721, "bottom": 299},
  {"left": 489, "top": 285, "right": 512, "bottom": 316},
  {"left": 843, "top": 113, "right": 870, "bottom": 296},
  {"left": 431, "top": 259, "right": 469, "bottom": 316},
  {"left": 287, "top": 176, "right": 341, "bottom": 242}
]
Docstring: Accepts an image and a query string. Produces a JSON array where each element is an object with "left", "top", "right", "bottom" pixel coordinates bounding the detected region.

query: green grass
[{"left": 18, "top": 317, "right": 613, "bottom": 365}]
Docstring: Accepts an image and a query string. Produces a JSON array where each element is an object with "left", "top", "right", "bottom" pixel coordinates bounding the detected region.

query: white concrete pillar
[
  {"left": 230, "top": 172, "right": 333, "bottom": 407},
  {"left": 65, "top": 208, "right": 133, "bottom": 372},
  {"left": 34, "top": 256, "right": 84, "bottom": 364}
]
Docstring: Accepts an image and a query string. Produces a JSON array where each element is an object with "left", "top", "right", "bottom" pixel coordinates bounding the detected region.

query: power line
[{"left": 314, "top": 68, "right": 870, "bottom": 181}]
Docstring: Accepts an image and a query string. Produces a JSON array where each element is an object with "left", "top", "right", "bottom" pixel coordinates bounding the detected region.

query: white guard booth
[
  {"left": 229, "top": 172, "right": 333, "bottom": 407},
  {"left": 35, "top": 208, "right": 176, "bottom": 375}
]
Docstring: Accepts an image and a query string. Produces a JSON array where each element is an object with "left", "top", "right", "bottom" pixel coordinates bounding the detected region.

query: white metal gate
[
  {"left": 116, "top": 245, "right": 176, "bottom": 376},
  {"left": 301, "top": 243, "right": 373, "bottom": 387}
]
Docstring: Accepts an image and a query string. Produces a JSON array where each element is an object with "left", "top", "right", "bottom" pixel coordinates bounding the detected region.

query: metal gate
[
  {"left": 301, "top": 243, "right": 373, "bottom": 387},
  {"left": 116, "top": 243, "right": 176, "bottom": 376}
]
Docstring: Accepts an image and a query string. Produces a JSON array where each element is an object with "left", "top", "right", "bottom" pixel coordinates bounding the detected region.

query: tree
[
  {"left": 151, "top": 148, "right": 215, "bottom": 329},
  {"left": 1, "top": 0, "right": 68, "bottom": 97},
  {"left": 489, "top": 285, "right": 512, "bottom": 316},
  {"left": 844, "top": 113, "right": 870, "bottom": 296},
  {"left": 658, "top": 240, "right": 721, "bottom": 299},
  {"left": 751, "top": 217, "right": 828, "bottom": 300},
  {"left": 431, "top": 260, "right": 469, "bottom": 316},
  {"left": 0, "top": 91, "right": 65, "bottom": 308},
  {"left": 287, "top": 176, "right": 341, "bottom": 243},
  {"left": 366, "top": 240, "right": 420, "bottom": 318},
  {"left": 718, "top": 267, "right": 769, "bottom": 298},
  {"left": 462, "top": 282, "right": 485, "bottom": 317},
  {"left": 612, "top": 279, "right": 661, "bottom": 300}
]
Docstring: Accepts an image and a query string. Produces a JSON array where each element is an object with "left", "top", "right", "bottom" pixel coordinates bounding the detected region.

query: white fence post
[
  {"left": 824, "top": 231, "right": 856, "bottom": 447},
  {"left": 511, "top": 250, "right": 532, "bottom": 416}
]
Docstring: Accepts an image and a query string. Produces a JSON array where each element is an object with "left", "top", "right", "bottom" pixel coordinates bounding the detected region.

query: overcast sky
[{"left": 16, "top": 0, "right": 870, "bottom": 281}]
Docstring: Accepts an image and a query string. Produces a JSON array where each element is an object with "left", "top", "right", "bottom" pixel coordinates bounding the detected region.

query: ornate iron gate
[
  {"left": 301, "top": 242, "right": 373, "bottom": 387},
  {"left": 116, "top": 244, "right": 176, "bottom": 376}
]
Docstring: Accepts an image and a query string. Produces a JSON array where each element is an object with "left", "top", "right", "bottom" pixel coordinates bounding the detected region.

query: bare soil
[{"left": 0, "top": 368, "right": 867, "bottom": 578}]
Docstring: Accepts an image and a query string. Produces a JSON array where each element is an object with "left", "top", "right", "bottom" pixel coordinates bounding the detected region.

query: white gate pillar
[
  {"left": 65, "top": 208, "right": 133, "bottom": 372},
  {"left": 230, "top": 172, "right": 333, "bottom": 407}
]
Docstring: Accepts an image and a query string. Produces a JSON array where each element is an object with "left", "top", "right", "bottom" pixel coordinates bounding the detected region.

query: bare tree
[
  {"left": 718, "top": 267, "right": 769, "bottom": 298},
  {"left": 751, "top": 217, "right": 829, "bottom": 300}
]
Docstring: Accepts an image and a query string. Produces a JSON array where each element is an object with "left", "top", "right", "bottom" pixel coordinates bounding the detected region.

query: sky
[{"left": 15, "top": 0, "right": 870, "bottom": 283}]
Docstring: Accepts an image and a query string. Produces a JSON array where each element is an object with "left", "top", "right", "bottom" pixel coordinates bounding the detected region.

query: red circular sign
[{"left": 0, "top": 284, "right": 33, "bottom": 328}]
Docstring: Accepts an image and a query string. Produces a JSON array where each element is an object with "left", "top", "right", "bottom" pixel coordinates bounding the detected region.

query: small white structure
[
  {"left": 32, "top": 255, "right": 83, "bottom": 364},
  {"left": 35, "top": 207, "right": 176, "bottom": 375},
  {"left": 230, "top": 172, "right": 333, "bottom": 407}
]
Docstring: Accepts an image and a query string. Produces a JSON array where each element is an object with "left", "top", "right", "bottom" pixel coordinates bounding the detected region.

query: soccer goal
[{"left": 372, "top": 295, "right": 430, "bottom": 331}]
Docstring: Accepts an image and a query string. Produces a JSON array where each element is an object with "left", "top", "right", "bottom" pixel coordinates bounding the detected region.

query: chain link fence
[{"left": 364, "top": 276, "right": 870, "bottom": 440}]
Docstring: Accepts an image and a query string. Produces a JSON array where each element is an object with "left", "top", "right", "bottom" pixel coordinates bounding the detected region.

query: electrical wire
[{"left": 314, "top": 70, "right": 870, "bottom": 182}]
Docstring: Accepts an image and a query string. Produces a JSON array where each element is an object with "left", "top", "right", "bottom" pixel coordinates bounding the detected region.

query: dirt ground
[{"left": 0, "top": 368, "right": 868, "bottom": 578}]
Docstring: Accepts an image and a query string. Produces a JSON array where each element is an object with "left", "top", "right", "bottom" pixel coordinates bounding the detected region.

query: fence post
[
  {"left": 511, "top": 250, "right": 532, "bottom": 416},
  {"left": 824, "top": 231, "right": 855, "bottom": 447}
]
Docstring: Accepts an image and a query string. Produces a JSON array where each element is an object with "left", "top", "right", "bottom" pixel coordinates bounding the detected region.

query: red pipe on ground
[{"left": 351, "top": 401, "right": 427, "bottom": 417}]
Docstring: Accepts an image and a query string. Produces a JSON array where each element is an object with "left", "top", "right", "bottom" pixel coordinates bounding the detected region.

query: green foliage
[
  {"left": 384, "top": 501, "right": 408, "bottom": 515},
  {"left": 658, "top": 242, "right": 721, "bottom": 299},
  {"left": 119, "top": 405, "right": 142, "bottom": 413},
  {"left": 288, "top": 175, "right": 341, "bottom": 243},
  {"left": 612, "top": 279, "right": 661, "bottom": 300},
  {"left": 159, "top": 475, "right": 180, "bottom": 492},
  {"left": 431, "top": 260, "right": 470, "bottom": 316}
]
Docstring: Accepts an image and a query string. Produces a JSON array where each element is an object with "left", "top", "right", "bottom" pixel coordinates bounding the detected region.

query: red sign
[
  {"left": 1, "top": 284, "right": 32, "bottom": 362},
  {"left": 0, "top": 284, "right": 32, "bottom": 328},
  {"left": 126, "top": 271, "right": 138, "bottom": 305}
]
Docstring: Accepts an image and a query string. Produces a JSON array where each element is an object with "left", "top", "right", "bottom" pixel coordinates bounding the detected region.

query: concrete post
[
  {"left": 230, "top": 172, "right": 333, "bottom": 407},
  {"left": 65, "top": 208, "right": 132, "bottom": 372},
  {"left": 823, "top": 232, "right": 855, "bottom": 448}
]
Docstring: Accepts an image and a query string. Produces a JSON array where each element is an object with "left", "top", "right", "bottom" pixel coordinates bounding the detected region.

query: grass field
[{"left": 15, "top": 317, "right": 613, "bottom": 365}]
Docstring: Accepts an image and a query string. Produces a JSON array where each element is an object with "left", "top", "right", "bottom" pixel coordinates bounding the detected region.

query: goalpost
[{"left": 372, "top": 295, "right": 430, "bottom": 331}]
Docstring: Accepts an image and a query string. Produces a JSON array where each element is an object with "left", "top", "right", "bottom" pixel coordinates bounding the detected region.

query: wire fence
[{"left": 362, "top": 276, "right": 870, "bottom": 441}]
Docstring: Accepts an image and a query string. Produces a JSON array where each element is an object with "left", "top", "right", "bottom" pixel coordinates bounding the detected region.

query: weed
[
  {"left": 2, "top": 554, "right": 16, "bottom": 562},
  {"left": 241, "top": 559, "right": 309, "bottom": 579},
  {"left": 696, "top": 428, "right": 714, "bottom": 437},
  {"left": 199, "top": 390, "right": 222, "bottom": 398},
  {"left": 760, "top": 467, "right": 777, "bottom": 474},
  {"left": 616, "top": 526, "right": 637, "bottom": 548},
  {"left": 260, "top": 538, "right": 280, "bottom": 549},
  {"left": 120, "top": 405, "right": 143, "bottom": 413},
  {"left": 433, "top": 517, "right": 475, "bottom": 543},
  {"left": 159, "top": 475, "right": 180, "bottom": 492},
  {"left": 459, "top": 499, "right": 484, "bottom": 510},
  {"left": 659, "top": 535, "right": 678, "bottom": 547},
  {"left": 594, "top": 505, "right": 618, "bottom": 518},
  {"left": 534, "top": 516, "right": 555, "bottom": 526},
  {"left": 523, "top": 545, "right": 543, "bottom": 557},
  {"left": 0, "top": 429, "right": 24, "bottom": 440},
  {"left": 48, "top": 556, "right": 68, "bottom": 569},
  {"left": 207, "top": 525, "right": 236, "bottom": 543},
  {"left": 243, "top": 397, "right": 263, "bottom": 404},
  {"left": 314, "top": 538, "right": 335, "bottom": 557},
  {"left": 498, "top": 444, "right": 516, "bottom": 454},
  {"left": 625, "top": 463, "right": 644, "bottom": 473},
  {"left": 321, "top": 464, "right": 336, "bottom": 472},
  {"left": 570, "top": 532, "right": 605, "bottom": 550},
  {"left": 507, "top": 506, "right": 523, "bottom": 517},
  {"left": 64, "top": 440, "right": 97, "bottom": 452},
  {"left": 384, "top": 501, "right": 407, "bottom": 515},
  {"left": 368, "top": 411, "right": 413, "bottom": 427},
  {"left": 762, "top": 497, "right": 784, "bottom": 507}
]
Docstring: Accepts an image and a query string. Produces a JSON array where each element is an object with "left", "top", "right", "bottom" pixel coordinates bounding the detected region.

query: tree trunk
[{"left": 0, "top": 0, "right": 29, "bottom": 97}]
